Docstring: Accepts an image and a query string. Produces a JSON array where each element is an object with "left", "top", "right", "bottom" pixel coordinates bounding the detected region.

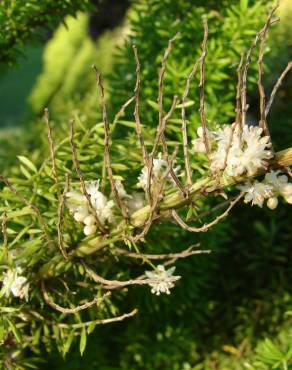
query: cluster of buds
[
  {"left": 66, "top": 179, "right": 146, "bottom": 236},
  {"left": 192, "top": 124, "right": 273, "bottom": 177},
  {"left": 66, "top": 180, "right": 114, "bottom": 236},
  {"left": 137, "top": 153, "right": 180, "bottom": 192},
  {"left": 239, "top": 170, "right": 292, "bottom": 209}
]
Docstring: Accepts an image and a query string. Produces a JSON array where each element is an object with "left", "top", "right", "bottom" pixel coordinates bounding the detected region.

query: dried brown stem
[
  {"left": 44, "top": 108, "right": 59, "bottom": 185},
  {"left": 82, "top": 262, "right": 180, "bottom": 290},
  {"left": 265, "top": 61, "right": 292, "bottom": 117},
  {"left": 132, "top": 147, "right": 178, "bottom": 242},
  {"left": 57, "top": 308, "right": 138, "bottom": 328},
  {"left": 93, "top": 66, "right": 128, "bottom": 220},
  {"left": 56, "top": 174, "right": 69, "bottom": 260},
  {"left": 241, "top": 7, "right": 279, "bottom": 130},
  {"left": 41, "top": 281, "right": 111, "bottom": 314},
  {"left": 132, "top": 46, "right": 155, "bottom": 205},
  {"left": 171, "top": 192, "right": 243, "bottom": 233},
  {"left": 257, "top": 3, "right": 279, "bottom": 149},
  {"left": 199, "top": 20, "right": 210, "bottom": 154},
  {"left": 182, "top": 56, "right": 202, "bottom": 186},
  {"left": 235, "top": 53, "right": 244, "bottom": 135},
  {"left": 154, "top": 95, "right": 185, "bottom": 195},
  {"left": 1, "top": 212, "right": 7, "bottom": 246},
  {"left": 133, "top": 45, "right": 148, "bottom": 165},
  {"left": 69, "top": 119, "right": 105, "bottom": 233},
  {"left": 1, "top": 212, "right": 8, "bottom": 261},
  {"left": 155, "top": 33, "right": 180, "bottom": 156},
  {"left": 115, "top": 244, "right": 210, "bottom": 261},
  {"left": 145, "top": 154, "right": 154, "bottom": 205},
  {"left": 152, "top": 95, "right": 178, "bottom": 156}
]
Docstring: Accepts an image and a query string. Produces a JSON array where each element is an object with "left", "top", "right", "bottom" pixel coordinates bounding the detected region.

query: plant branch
[{"left": 41, "top": 281, "right": 111, "bottom": 314}]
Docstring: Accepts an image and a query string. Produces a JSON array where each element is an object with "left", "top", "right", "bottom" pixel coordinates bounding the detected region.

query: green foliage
[
  {"left": 0, "top": 0, "right": 292, "bottom": 369},
  {"left": 0, "top": 0, "right": 95, "bottom": 68},
  {"left": 29, "top": 12, "right": 127, "bottom": 123},
  {"left": 109, "top": 0, "right": 270, "bottom": 130}
]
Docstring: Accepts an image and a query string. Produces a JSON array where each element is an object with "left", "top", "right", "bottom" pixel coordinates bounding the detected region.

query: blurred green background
[{"left": 0, "top": 0, "right": 292, "bottom": 368}]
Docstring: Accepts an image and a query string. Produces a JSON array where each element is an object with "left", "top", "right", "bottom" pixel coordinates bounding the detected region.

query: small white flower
[
  {"left": 282, "top": 183, "right": 292, "bottom": 204},
  {"left": 114, "top": 180, "right": 131, "bottom": 199},
  {"left": 192, "top": 126, "right": 215, "bottom": 154},
  {"left": 145, "top": 265, "right": 180, "bottom": 296},
  {"left": 191, "top": 138, "right": 207, "bottom": 153},
  {"left": 2, "top": 267, "right": 29, "bottom": 301},
  {"left": 66, "top": 191, "right": 88, "bottom": 221},
  {"left": 84, "top": 224, "right": 97, "bottom": 236},
  {"left": 66, "top": 180, "right": 114, "bottom": 235},
  {"left": 86, "top": 181, "right": 114, "bottom": 224},
  {"left": 206, "top": 124, "right": 272, "bottom": 177},
  {"left": 137, "top": 153, "right": 180, "bottom": 191},
  {"left": 73, "top": 206, "right": 89, "bottom": 223},
  {"left": 239, "top": 170, "right": 292, "bottom": 210},
  {"left": 83, "top": 215, "right": 96, "bottom": 226},
  {"left": 239, "top": 126, "right": 272, "bottom": 175},
  {"left": 128, "top": 192, "right": 145, "bottom": 213},
  {"left": 265, "top": 170, "right": 292, "bottom": 205},
  {"left": 267, "top": 197, "right": 278, "bottom": 210},
  {"left": 238, "top": 181, "right": 273, "bottom": 207}
]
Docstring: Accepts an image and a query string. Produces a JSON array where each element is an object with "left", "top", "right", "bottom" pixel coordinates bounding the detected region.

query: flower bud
[
  {"left": 267, "top": 197, "right": 278, "bottom": 210},
  {"left": 191, "top": 139, "right": 207, "bottom": 153},
  {"left": 83, "top": 215, "right": 96, "bottom": 226},
  {"left": 84, "top": 225, "right": 97, "bottom": 236},
  {"left": 74, "top": 212, "right": 86, "bottom": 222}
]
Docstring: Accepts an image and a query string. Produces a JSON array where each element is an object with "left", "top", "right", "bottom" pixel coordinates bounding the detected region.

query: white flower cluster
[
  {"left": 66, "top": 180, "right": 146, "bottom": 234},
  {"left": 137, "top": 153, "right": 180, "bottom": 191},
  {"left": 66, "top": 180, "right": 114, "bottom": 236},
  {"left": 2, "top": 267, "right": 29, "bottom": 301},
  {"left": 239, "top": 170, "right": 292, "bottom": 209},
  {"left": 192, "top": 124, "right": 273, "bottom": 177},
  {"left": 145, "top": 265, "right": 180, "bottom": 296}
]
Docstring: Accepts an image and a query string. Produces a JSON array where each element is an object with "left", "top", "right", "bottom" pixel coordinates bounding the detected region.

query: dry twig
[
  {"left": 69, "top": 119, "right": 105, "bottom": 233},
  {"left": 41, "top": 281, "right": 111, "bottom": 314},
  {"left": 131, "top": 147, "right": 178, "bottom": 242},
  {"left": 154, "top": 33, "right": 180, "bottom": 156},
  {"left": 44, "top": 108, "right": 59, "bottom": 185},
  {"left": 82, "top": 261, "right": 180, "bottom": 290},
  {"left": 199, "top": 20, "right": 210, "bottom": 154},
  {"left": 56, "top": 174, "right": 69, "bottom": 260},
  {"left": 257, "top": 3, "right": 279, "bottom": 149},
  {"left": 57, "top": 308, "right": 138, "bottom": 328},
  {"left": 115, "top": 244, "right": 210, "bottom": 261},
  {"left": 171, "top": 192, "right": 244, "bottom": 233},
  {"left": 241, "top": 6, "right": 279, "bottom": 132},
  {"left": 93, "top": 65, "right": 128, "bottom": 219},
  {"left": 133, "top": 45, "right": 148, "bottom": 165},
  {"left": 265, "top": 61, "right": 292, "bottom": 117},
  {"left": 182, "top": 56, "right": 202, "bottom": 186}
]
